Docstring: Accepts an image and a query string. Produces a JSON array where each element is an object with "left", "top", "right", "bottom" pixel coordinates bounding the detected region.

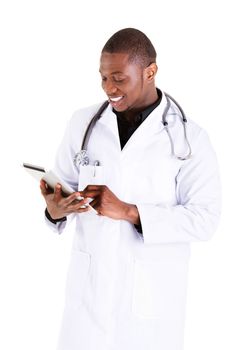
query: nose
[{"left": 103, "top": 79, "right": 118, "bottom": 95}]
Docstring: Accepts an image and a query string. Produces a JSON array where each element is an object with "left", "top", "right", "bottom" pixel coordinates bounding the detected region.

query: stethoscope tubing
[
  {"left": 75, "top": 91, "right": 192, "bottom": 167},
  {"left": 163, "top": 93, "right": 192, "bottom": 160},
  {"left": 81, "top": 100, "right": 109, "bottom": 151}
]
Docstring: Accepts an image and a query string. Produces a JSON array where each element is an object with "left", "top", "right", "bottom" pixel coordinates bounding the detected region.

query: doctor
[{"left": 40, "top": 28, "right": 221, "bottom": 350}]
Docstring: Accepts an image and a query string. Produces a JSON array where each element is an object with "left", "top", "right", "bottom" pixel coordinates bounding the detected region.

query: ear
[{"left": 144, "top": 63, "right": 158, "bottom": 82}]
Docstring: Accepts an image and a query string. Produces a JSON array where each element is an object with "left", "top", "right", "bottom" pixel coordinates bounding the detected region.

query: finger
[
  {"left": 80, "top": 189, "right": 101, "bottom": 199},
  {"left": 67, "top": 197, "right": 90, "bottom": 211},
  {"left": 53, "top": 183, "right": 63, "bottom": 201},
  {"left": 87, "top": 198, "right": 104, "bottom": 216},
  {"left": 64, "top": 203, "right": 90, "bottom": 215},
  {"left": 88, "top": 197, "right": 99, "bottom": 209},
  {"left": 83, "top": 185, "right": 103, "bottom": 191},
  {"left": 40, "top": 180, "right": 49, "bottom": 197},
  {"left": 80, "top": 185, "right": 104, "bottom": 197},
  {"left": 63, "top": 192, "right": 82, "bottom": 206}
]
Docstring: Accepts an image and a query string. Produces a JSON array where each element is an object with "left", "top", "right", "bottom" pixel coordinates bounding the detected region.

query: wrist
[
  {"left": 45, "top": 208, "right": 66, "bottom": 224},
  {"left": 123, "top": 203, "right": 140, "bottom": 225}
]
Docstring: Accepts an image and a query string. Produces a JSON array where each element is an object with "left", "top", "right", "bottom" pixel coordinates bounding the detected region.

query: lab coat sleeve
[
  {"left": 44, "top": 214, "right": 68, "bottom": 234},
  {"left": 137, "top": 129, "right": 221, "bottom": 244},
  {"left": 44, "top": 117, "right": 79, "bottom": 235},
  {"left": 53, "top": 117, "right": 80, "bottom": 192}
]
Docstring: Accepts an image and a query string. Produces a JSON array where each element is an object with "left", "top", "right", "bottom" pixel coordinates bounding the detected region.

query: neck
[{"left": 123, "top": 88, "right": 159, "bottom": 121}]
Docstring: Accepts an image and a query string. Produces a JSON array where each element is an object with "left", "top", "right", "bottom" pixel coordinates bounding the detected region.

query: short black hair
[{"left": 101, "top": 28, "right": 157, "bottom": 68}]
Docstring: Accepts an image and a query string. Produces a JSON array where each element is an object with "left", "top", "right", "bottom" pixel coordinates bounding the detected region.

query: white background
[{"left": 0, "top": 0, "right": 233, "bottom": 349}]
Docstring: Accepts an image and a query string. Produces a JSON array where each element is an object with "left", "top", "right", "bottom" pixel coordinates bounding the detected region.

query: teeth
[{"left": 110, "top": 96, "right": 123, "bottom": 102}]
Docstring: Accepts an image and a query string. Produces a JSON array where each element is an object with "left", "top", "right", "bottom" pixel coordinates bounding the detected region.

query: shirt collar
[{"left": 113, "top": 88, "right": 162, "bottom": 125}]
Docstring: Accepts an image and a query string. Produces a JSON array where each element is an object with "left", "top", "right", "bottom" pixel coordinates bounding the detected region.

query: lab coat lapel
[
  {"left": 121, "top": 93, "right": 167, "bottom": 152},
  {"left": 98, "top": 104, "right": 121, "bottom": 148},
  {"left": 97, "top": 92, "right": 168, "bottom": 152}
]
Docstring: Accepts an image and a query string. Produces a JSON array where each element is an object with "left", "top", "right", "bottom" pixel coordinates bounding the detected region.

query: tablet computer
[
  {"left": 23, "top": 163, "right": 75, "bottom": 195},
  {"left": 22, "top": 163, "right": 96, "bottom": 212}
]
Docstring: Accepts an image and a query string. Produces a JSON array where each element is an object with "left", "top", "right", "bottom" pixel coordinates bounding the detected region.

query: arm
[
  {"left": 40, "top": 117, "right": 82, "bottom": 233},
  {"left": 40, "top": 104, "right": 105, "bottom": 233},
  {"left": 80, "top": 185, "right": 140, "bottom": 224},
  {"left": 81, "top": 130, "right": 221, "bottom": 244},
  {"left": 136, "top": 129, "right": 221, "bottom": 244}
]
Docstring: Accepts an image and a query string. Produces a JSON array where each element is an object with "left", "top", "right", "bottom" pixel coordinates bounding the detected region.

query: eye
[
  {"left": 113, "top": 77, "right": 125, "bottom": 83},
  {"left": 101, "top": 76, "right": 107, "bottom": 82}
]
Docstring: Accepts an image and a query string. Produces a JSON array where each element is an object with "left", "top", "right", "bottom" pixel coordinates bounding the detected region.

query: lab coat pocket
[
  {"left": 65, "top": 250, "right": 91, "bottom": 309},
  {"left": 132, "top": 258, "right": 188, "bottom": 320},
  {"left": 78, "top": 165, "right": 105, "bottom": 191}
]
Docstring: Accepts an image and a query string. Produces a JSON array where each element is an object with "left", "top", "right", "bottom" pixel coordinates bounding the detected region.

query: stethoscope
[
  {"left": 162, "top": 92, "right": 192, "bottom": 161},
  {"left": 73, "top": 92, "right": 192, "bottom": 168}
]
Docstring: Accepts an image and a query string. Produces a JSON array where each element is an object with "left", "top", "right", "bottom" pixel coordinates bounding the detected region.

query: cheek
[{"left": 126, "top": 81, "right": 143, "bottom": 101}]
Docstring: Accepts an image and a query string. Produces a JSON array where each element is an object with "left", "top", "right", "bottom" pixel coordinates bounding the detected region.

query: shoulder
[
  {"left": 186, "top": 117, "right": 211, "bottom": 146},
  {"left": 70, "top": 102, "right": 106, "bottom": 127},
  {"left": 65, "top": 101, "right": 108, "bottom": 148},
  {"left": 183, "top": 117, "right": 218, "bottom": 163}
]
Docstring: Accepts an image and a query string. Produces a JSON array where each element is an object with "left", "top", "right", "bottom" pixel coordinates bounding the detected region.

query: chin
[{"left": 113, "top": 106, "right": 128, "bottom": 112}]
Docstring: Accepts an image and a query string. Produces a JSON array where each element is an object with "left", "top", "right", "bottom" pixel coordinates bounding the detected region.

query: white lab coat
[{"left": 47, "top": 92, "right": 221, "bottom": 350}]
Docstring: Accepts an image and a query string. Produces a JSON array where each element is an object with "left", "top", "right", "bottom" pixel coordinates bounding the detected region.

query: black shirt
[{"left": 114, "top": 88, "right": 162, "bottom": 149}]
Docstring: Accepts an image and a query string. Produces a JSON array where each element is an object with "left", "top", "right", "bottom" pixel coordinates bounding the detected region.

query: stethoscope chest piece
[{"left": 74, "top": 150, "right": 89, "bottom": 167}]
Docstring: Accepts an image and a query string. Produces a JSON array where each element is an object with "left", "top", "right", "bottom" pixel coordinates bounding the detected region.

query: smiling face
[{"left": 99, "top": 52, "right": 158, "bottom": 113}]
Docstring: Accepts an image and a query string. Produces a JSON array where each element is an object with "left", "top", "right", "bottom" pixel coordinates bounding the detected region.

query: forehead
[{"left": 99, "top": 52, "right": 141, "bottom": 74}]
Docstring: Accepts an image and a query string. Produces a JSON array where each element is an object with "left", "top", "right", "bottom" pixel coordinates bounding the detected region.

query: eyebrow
[{"left": 99, "top": 70, "right": 124, "bottom": 75}]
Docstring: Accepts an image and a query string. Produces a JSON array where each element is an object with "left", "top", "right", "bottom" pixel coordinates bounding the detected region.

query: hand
[
  {"left": 40, "top": 180, "right": 90, "bottom": 220},
  {"left": 80, "top": 185, "right": 140, "bottom": 224}
]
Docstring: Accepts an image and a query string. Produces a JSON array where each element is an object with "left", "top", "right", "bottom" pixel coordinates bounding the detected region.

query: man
[{"left": 41, "top": 28, "right": 221, "bottom": 350}]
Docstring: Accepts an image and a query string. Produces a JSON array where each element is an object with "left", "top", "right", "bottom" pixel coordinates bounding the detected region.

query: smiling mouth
[{"left": 109, "top": 96, "right": 124, "bottom": 103}]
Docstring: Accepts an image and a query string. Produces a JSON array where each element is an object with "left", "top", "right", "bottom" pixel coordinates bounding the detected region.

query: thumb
[{"left": 40, "top": 180, "right": 49, "bottom": 197}]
